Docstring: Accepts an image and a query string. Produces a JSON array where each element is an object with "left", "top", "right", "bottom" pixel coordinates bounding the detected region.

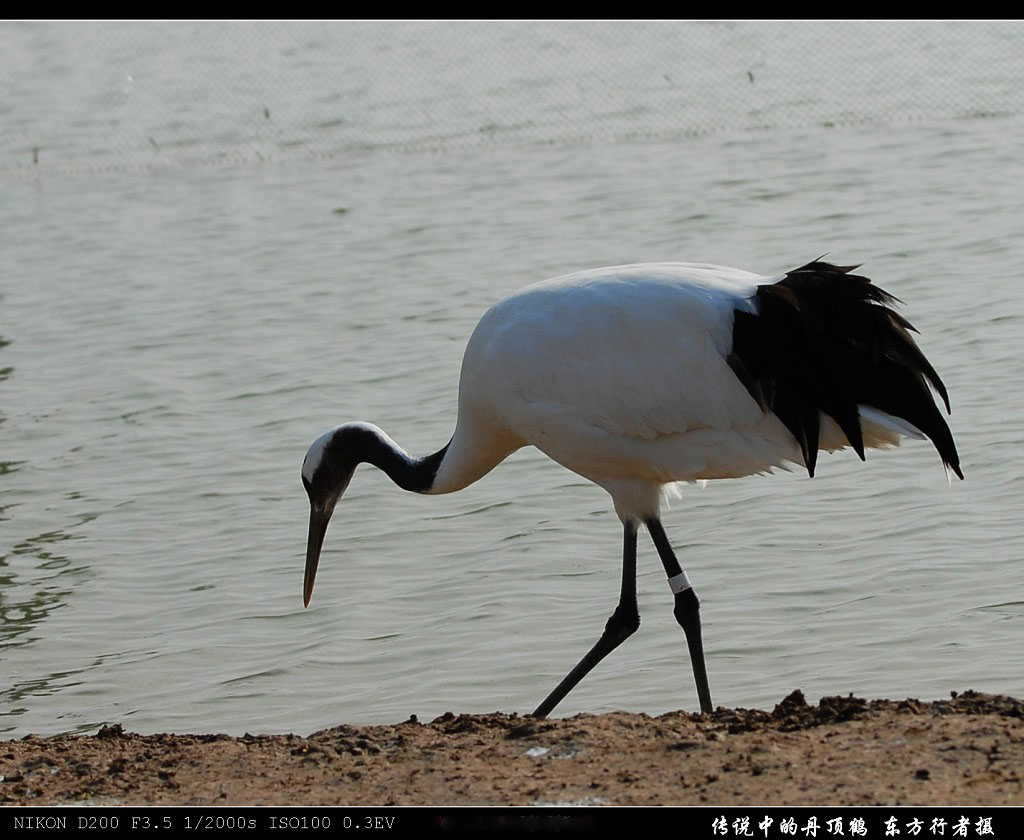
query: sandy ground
[{"left": 1, "top": 691, "right": 1022, "bottom": 807}]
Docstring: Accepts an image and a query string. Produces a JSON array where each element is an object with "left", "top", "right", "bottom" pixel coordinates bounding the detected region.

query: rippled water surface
[{"left": 1, "top": 22, "right": 1021, "bottom": 736}]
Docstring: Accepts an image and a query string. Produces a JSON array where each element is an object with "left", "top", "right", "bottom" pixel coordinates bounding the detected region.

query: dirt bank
[{"left": 2, "top": 691, "right": 1022, "bottom": 806}]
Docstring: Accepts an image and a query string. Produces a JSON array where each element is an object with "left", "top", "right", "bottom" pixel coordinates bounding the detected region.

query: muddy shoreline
[{"left": 2, "top": 691, "right": 1022, "bottom": 806}]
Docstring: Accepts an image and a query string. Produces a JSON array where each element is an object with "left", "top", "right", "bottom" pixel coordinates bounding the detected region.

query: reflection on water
[
  {"left": 0, "top": 519, "right": 94, "bottom": 731},
  {"left": 1, "top": 526, "right": 89, "bottom": 648},
  {"left": 1, "top": 330, "right": 95, "bottom": 728},
  {"left": 0, "top": 334, "right": 14, "bottom": 522}
]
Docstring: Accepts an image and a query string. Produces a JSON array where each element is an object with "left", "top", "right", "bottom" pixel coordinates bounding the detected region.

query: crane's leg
[
  {"left": 646, "top": 518, "right": 714, "bottom": 714},
  {"left": 532, "top": 521, "right": 640, "bottom": 717}
]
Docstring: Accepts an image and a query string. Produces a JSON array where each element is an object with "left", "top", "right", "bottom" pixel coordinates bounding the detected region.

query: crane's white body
[
  {"left": 301, "top": 258, "right": 959, "bottom": 716},
  {"left": 429, "top": 263, "right": 902, "bottom": 520}
]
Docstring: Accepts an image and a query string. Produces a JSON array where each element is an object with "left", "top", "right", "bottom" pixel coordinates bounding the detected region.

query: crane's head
[{"left": 301, "top": 425, "right": 359, "bottom": 608}]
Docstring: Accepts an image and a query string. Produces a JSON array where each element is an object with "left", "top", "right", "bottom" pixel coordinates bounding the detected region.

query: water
[{"left": 1, "top": 22, "right": 1022, "bottom": 737}]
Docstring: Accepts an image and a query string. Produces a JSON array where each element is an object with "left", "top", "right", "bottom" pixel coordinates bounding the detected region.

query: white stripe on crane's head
[
  {"left": 302, "top": 426, "right": 339, "bottom": 484},
  {"left": 302, "top": 422, "right": 405, "bottom": 485}
]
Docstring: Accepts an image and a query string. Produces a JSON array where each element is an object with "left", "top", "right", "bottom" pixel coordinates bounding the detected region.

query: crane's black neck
[
  {"left": 363, "top": 436, "right": 448, "bottom": 493},
  {"left": 336, "top": 423, "right": 449, "bottom": 494}
]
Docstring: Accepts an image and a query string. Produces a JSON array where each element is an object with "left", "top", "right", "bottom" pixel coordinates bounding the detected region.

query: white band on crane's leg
[{"left": 667, "top": 571, "right": 692, "bottom": 595}]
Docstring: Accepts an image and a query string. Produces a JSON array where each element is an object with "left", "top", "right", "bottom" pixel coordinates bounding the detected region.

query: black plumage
[{"left": 727, "top": 260, "right": 962, "bottom": 479}]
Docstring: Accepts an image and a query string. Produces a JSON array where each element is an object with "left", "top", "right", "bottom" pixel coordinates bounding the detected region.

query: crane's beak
[{"left": 304, "top": 506, "right": 332, "bottom": 607}]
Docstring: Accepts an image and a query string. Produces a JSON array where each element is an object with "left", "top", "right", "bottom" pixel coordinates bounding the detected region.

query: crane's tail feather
[
  {"left": 727, "top": 260, "right": 962, "bottom": 480},
  {"left": 857, "top": 405, "right": 927, "bottom": 441}
]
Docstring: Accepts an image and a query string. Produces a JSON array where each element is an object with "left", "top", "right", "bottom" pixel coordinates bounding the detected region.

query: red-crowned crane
[{"left": 300, "top": 260, "right": 962, "bottom": 716}]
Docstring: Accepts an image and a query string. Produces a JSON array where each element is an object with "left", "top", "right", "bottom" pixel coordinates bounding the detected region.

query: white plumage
[{"left": 301, "top": 259, "right": 961, "bottom": 716}]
